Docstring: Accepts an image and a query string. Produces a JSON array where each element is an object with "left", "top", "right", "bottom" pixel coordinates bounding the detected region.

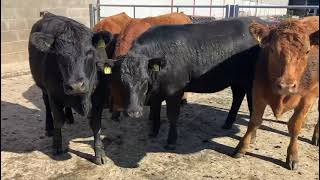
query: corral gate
[{"left": 89, "top": 3, "right": 319, "bottom": 29}]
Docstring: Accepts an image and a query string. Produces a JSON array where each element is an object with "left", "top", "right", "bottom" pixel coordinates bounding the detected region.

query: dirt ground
[{"left": 1, "top": 72, "right": 319, "bottom": 180}]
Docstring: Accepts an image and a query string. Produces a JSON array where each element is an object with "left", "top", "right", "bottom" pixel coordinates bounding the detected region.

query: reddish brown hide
[
  {"left": 234, "top": 16, "right": 319, "bottom": 170},
  {"left": 93, "top": 12, "right": 132, "bottom": 34}
]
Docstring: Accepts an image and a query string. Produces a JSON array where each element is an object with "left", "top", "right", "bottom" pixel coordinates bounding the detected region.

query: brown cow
[
  {"left": 93, "top": 12, "right": 132, "bottom": 34},
  {"left": 114, "top": 12, "right": 192, "bottom": 57},
  {"left": 233, "top": 16, "right": 319, "bottom": 170},
  {"left": 110, "top": 12, "right": 192, "bottom": 119}
]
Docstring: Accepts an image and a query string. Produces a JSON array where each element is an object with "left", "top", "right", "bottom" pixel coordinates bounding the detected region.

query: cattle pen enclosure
[
  {"left": 2, "top": 73, "right": 319, "bottom": 179},
  {"left": 1, "top": 1, "right": 320, "bottom": 180}
]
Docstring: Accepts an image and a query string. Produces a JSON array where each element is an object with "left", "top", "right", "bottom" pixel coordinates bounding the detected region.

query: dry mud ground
[{"left": 1, "top": 73, "right": 319, "bottom": 180}]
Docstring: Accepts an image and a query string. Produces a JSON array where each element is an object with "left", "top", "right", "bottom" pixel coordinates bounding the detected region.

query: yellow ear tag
[
  {"left": 257, "top": 36, "right": 261, "bottom": 44},
  {"left": 152, "top": 64, "right": 160, "bottom": 72},
  {"left": 97, "top": 38, "right": 106, "bottom": 49},
  {"left": 104, "top": 66, "right": 112, "bottom": 74}
]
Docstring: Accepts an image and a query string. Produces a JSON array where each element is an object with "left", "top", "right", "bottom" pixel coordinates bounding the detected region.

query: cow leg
[
  {"left": 312, "top": 100, "right": 319, "bottom": 146},
  {"left": 222, "top": 85, "right": 246, "bottom": 129},
  {"left": 64, "top": 107, "right": 74, "bottom": 124},
  {"left": 245, "top": 86, "right": 256, "bottom": 144},
  {"left": 286, "top": 96, "right": 315, "bottom": 170},
  {"left": 48, "top": 95, "right": 67, "bottom": 155},
  {"left": 43, "top": 91, "right": 54, "bottom": 137},
  {"left": 233, "top": 96, "right": 266, "bottom": 158},
  {"left": 89, "top": 107, "right": 107, "bottom": 165},
  {"left": 312, "top": 118, "right": 319, "bottom": 146},
  {"left": 90, "top": 82, "right": 108, "bottom": 165},
  {"left": 181, "top": 93, "right": 188, "bottom": 106},
  {"left": 165, "top": 93, "right": 183, "bottom": 150},
  {"left": 148, "top": 98, "right": 162, "bottom": 137}
]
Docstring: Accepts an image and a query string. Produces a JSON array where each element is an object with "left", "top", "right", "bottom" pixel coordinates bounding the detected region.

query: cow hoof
[
  {"left": 180, "top": 99, "right": 188, "bottom": 106},
  {"left": 232, "top": 150, "right": 245, "bottom": 158},
  {"left": 66, "top": 117, "right": 74, "bottom": 124},
  {"left": 45, "top": 130, "right": 54, "bottom": 137},
  {"left": 53, "top": 147, "right": 68, "bottom": 156},
  {"left": 286, "top": 155, "right": 299, "bottom": 170},
  {"left": 222, "top": 123, "right": 233, "bottom": 130},
  {"left": 148, "top": 132, "right": 158, "bottom": 138},
  {"left": 93, "top": 151, "right": 107, "bottom": 165},
  {"left": 164, "top": 144, "right": 176, "bottom": 151},
  {"left": 111, "top": 112, "right": 121, "bottom": 122},
  {"left": 312, "top": 133, "right": 319, "bottom": 146}
]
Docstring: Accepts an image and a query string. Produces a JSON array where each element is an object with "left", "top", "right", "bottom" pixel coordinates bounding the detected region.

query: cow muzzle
[
  {"left": 274, "top": 80, "right": 298, "bottom": 95},
  {"left": 125, "top": 106, "right": 144, "bottom": 118},
  {"left": 64, "top": 79, "right": 88, "bottom": 95}
]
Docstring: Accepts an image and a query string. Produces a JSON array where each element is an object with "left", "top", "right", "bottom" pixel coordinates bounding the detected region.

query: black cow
[
  {"left": 110, "top": 17, "right": 268, "bottom": 150},
  {"left": 28, "top": 13, "right": 112, "bottom": 164}
]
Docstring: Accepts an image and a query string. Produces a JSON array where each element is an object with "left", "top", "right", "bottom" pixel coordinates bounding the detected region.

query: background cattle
[
  {"left": 93, "top": 12, "right": 132, "bottom": 34},
  {"left": 110, "top": 17, "right": 269, "bottom": 150},
  {"left": 233, "top": 16, "right": 319, "bottom": 170},
  {"left": 29, "top": 13, "right": 112, "bottom": 165}
]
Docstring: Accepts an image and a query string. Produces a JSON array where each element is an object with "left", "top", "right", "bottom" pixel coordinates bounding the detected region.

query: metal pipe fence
[{"left": 89, "top": 4, "right": 319, "bottom": 29}]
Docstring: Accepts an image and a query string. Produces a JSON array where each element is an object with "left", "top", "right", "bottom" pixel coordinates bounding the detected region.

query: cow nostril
[
  {"left": 291, "top": 84, "right": 296, "bottom": 88},
  {"left": 277, "top": 83, "right": 284, "bottom": 89}
]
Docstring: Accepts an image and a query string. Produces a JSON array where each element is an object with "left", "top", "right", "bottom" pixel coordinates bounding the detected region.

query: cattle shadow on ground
[{"left": 11, "top": 85, "right": 314, "bottom": 168}]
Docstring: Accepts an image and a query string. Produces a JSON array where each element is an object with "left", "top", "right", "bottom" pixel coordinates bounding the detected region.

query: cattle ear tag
[
  {"left": 152, "top": 64, "right": 160, "bottom": 72},
  {"left": 257, "top": 36, "right": 261, "bottom": 44},
  {"left": 44, "top": 41, "right": 51, "bottom": 48},
  {"left": 104, "top": 66, "right": 112, "bottom": 74},
  {"left": 97, "top": 38, "right": 106, "bottom": 49}
]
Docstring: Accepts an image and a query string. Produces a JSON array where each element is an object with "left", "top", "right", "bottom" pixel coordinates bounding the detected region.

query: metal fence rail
[{"left": 89, "top": 4, "right": 319, "bottom": 29}]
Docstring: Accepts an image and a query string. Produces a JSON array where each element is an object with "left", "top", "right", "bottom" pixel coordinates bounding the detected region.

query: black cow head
[
  {"left": 30, "top": 29, "right": 112, "bottom": 95},
  {"left": 115, "top": 53, "right": 167, "bottom": 118}
]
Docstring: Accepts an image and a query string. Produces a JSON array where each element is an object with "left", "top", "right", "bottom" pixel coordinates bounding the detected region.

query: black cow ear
[
  {"left": 29, "top": 32, "right": 54, "bottom": 52},
  {"left": 92, "top": 31, "right": 113, "bottom": 48},
  {"left": 148, "top": 58, "right": 166, "bottom": 72}
]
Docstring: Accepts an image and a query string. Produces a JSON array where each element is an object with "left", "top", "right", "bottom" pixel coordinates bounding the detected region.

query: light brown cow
[
  {"left": 110, "top": 12, "right": 192, "bottom": 118},
  {"left": 114, "top": 12, "right": 192, "bottom": 57},
  {"left": 93, "top": 12, "right": 132, "bottom": 34},
  {"left": 233, "top": 16, "right": 319, "bottom": 170}
]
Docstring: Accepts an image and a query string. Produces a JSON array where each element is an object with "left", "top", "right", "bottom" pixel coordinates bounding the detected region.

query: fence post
[
  {"left": 225, "top": 5, "right": 230, "bottom": 18},
  {"left": 133, "top": 6, "right": 136, "bottom": 18},
  {"left": 234, "top": 5, "right": 239, "bottom": 17},
  {"left": 89, "top": 4, "right": 94, "bottom": 29},
  {"left": 97, "top": 1, "right": 100, "bottom": 22},
  {"left": 229, "top": 5, "right": 235, "bottom": 17},
  {"left": 176, "top": 7, "right": 179, "bottom": 13},
  {"left": 313, "top": 8, "right": 318, "bottom": 15}
]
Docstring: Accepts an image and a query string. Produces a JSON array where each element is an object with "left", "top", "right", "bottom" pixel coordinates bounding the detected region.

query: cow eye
[{"left": 306, "top": 50, "right": 310, "bottom": 54}]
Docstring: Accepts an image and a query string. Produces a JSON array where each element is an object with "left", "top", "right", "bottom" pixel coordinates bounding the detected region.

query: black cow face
[
  {"left": 117, "top": 54, "right": 166, "bottom": 118},
  {"left": 30, "top": 30, "right": 112, "bottom": 95}
]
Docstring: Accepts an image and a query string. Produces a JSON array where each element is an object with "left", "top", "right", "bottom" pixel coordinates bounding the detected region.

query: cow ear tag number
[
  {"left": 152, "top": 64, "right": 160, "bottom": 72},
  {"left": 97, "top": 38, "right": 106, "bottom": 49},
  {"left": 104, "top": 66, "right": 112, "bottom": 74}
]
